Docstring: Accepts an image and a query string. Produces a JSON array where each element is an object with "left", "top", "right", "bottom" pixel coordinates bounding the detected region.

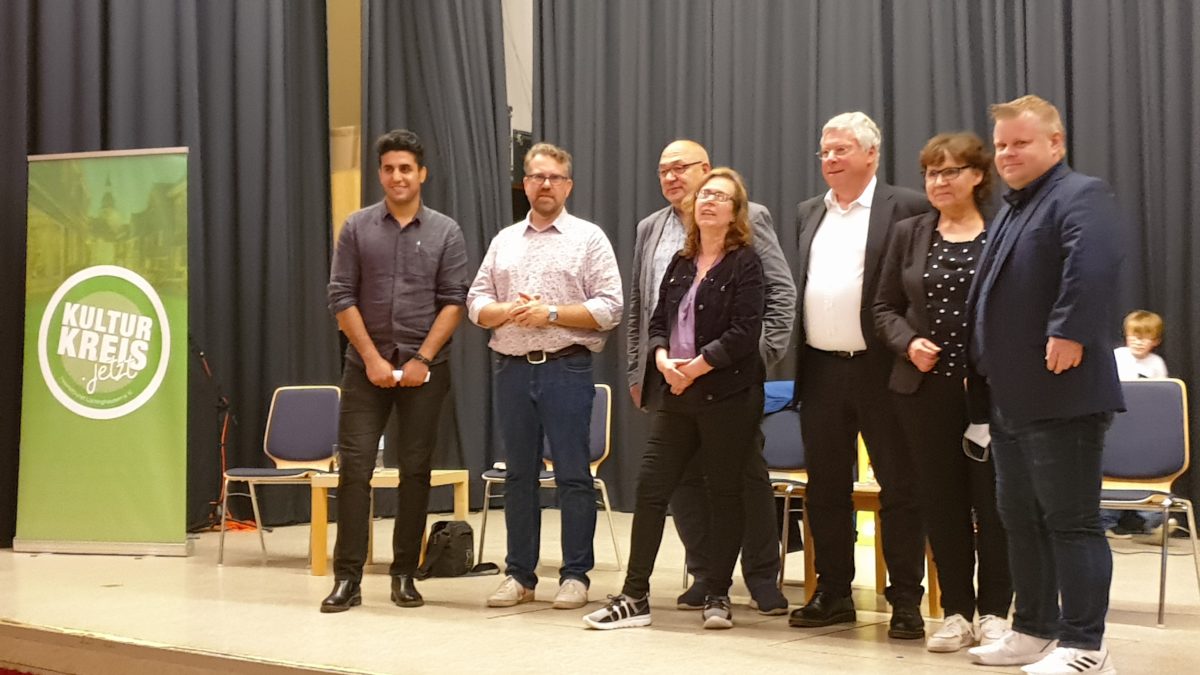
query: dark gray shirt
[{"left": 328, "top": 201, "right": 469, "bottom": 367}]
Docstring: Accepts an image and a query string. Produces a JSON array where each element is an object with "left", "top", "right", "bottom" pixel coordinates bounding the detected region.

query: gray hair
[{"left": 822, "top": 112, "right": 882, "bottom": 153}]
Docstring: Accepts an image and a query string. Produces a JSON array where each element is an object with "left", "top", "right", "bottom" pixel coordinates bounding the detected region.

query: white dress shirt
[{"left": 804, "top": 176, "right": 877, "bottom": 352}]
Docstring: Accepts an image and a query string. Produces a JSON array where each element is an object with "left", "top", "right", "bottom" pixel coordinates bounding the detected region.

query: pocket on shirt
[{"left": 405, "top": 246, "right": 440, "bottom": 279}]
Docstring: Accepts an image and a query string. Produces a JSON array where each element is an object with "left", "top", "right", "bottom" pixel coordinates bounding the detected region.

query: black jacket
[
  {"left": 873, "top": 210, "right": 943, "bottom": 394},
  {"left": 645, "top": 245, "right": 765, "bottom": 403},
  {"left": 791, "top": 182, "right": 931, "bottom": 400}
]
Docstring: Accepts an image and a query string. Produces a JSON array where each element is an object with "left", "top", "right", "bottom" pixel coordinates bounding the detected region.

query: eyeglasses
[
  {"left": 525, "top": 173, "right": 570, "bottom": 186},
  {"left": 814, "top": 146, "right": 855, "bottom": 161},
  {"left": 922, "top": 165, "right": 970, "bottom": 182},
  {"left": 658, "top": 161, "right": 702, "bottom": 179},
  {"left": 696, "top": 189, "right": 733, "bottom": 203}
]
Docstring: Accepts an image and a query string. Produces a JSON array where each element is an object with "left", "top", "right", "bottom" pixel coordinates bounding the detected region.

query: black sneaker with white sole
[{"left": 583, "top": 594, "right": 652, "bottom": 630}]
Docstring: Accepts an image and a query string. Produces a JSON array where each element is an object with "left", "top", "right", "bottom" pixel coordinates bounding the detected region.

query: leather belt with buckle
[
  {"left": 518, "top": 343, "right": 590, "bottom": 364},
  {"left": 810, "top": 346, "right": 867, "bottom": 359}
]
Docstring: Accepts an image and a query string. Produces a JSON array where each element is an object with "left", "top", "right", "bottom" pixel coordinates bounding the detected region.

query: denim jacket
[{"left": 645, "top": 245, "right": 765, "bottom": 402}]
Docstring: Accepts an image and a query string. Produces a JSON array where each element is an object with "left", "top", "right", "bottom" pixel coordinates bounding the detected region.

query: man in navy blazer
[
  {"left": 966, "top": 95, "right": 1124, "bottom": 675},
  {"left": 787, "top": 112, "right": 931, "bottom": 639}
]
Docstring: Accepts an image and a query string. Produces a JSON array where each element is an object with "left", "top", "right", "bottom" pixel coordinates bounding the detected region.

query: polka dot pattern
[{"left": 923, "top": 230, "right": 986, "bottom": 377}]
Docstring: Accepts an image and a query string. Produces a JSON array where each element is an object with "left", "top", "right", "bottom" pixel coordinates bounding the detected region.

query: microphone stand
[{"left": 187, "top": 334, "right": 253, "bottom": 532}]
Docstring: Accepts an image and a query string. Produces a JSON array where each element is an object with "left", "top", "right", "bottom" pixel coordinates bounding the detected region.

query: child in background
[
  {"left": 1103, "top": 310, "right": 1170, "bottom": 538},
  {"left": 1113, "top": 310, "right": 1168, "bottom": 380}
]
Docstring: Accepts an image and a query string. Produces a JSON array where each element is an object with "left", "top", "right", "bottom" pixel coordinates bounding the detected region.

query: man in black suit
[
  {"left": 788, "top": 112, "right": 931, "bottom": 639},
  {"left": 966, "top": 95, "right": 1123, "bottom": 674}
]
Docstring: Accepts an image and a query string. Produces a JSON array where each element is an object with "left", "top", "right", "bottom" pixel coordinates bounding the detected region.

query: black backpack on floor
[{"left": 416, "top": 521, "right": 499, "bottom": 578}]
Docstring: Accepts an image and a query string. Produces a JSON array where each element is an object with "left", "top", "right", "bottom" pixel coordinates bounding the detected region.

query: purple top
[{"left": 669, "top": 275, "right": 702, "bottom": 359}]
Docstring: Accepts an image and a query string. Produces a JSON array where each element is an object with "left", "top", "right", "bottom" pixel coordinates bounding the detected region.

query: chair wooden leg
[
  {"left": 310, "top": 484, "right": 328, "bottom": 575},
  {"left": 597, "top": 480, "right": 623, "bottom": 570},
  {"left": 874, "top": 512, "right": 886, "bottom": 595},
  {"left": 777, "top": 492, "right": 790, "bottom": 590},
  {"left": 217, "top": 478, "right": 231, "bottom": 565},
  {"left": 802, "top": 507, "right": 816, "bottom": 602},
  {"left": 477, "top": 481, "right": 494, "bottom": 566},
  {"left": 367, "top": 489, "right": 375, "bottom": 566},
  {"left": 926, "top": 541, "right": 942, "bottom": 618},
  {"left": 247, "top": 484, "right": 267, "bottom": 562}
]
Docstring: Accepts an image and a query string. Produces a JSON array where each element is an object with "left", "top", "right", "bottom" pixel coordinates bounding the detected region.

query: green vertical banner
[{"left": 16, "top": 148, "right": 189, "bottom": 556}]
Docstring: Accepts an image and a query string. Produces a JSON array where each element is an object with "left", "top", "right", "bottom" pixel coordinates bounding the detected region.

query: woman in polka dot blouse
[{"left": 873, "top": 132, "right": 1013, "bottom": 653}]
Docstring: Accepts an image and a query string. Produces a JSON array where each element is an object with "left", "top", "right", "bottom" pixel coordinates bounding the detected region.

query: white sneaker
[
  {"left": 1021, "top": 646, "right": 1116, "bottom": 674},
  {"left": 926, "top": 614, "right": 976, "bottom": 652},
  {"left": 486, "top": 576, "right": 533, "bottom": 608},
  {"left": 583, "top": 594, "right": 652, "bottom": 630},
  {"left": 978, "top": 614, "right": 1010, "bottom": 645},
  {"left": 968, "top": 630, "right": 1058, "bottom": 666},
  {"left": 553, "top": 579, "right": 588, "bottom": 609},
  {"left": 1141, "top": 517, "right": 1180, "bottom": 543}
]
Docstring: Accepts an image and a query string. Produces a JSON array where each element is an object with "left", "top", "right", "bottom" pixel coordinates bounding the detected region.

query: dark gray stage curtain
[
  {"left": 0, "top": 1, "right": 31, "bottom": 548},
  {"left": 362, "top": 0, "right": 510, "bottom": 511},
  {"left": 0, "top": 0, "right": 338, "bottom": 544},
  {"left": 1065, "top": 0, "right": 1200, "bottom": 500},
  {"left": 536, "top": 0, "right": 1198, "bottom": 509}
]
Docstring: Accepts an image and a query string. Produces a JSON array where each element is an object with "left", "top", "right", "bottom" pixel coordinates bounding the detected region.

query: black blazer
[
  {"left": 792, "top": 181, "right": 931, "bottom": 400},
  {"left": 646, "top": 245, "right": 765, "bottom": 402},
  {"left": 872, "top": 211, "right": 941, "bottom": 394},
  {"left": 965, "top": 163, "right": 1124, "bottom": 424}
]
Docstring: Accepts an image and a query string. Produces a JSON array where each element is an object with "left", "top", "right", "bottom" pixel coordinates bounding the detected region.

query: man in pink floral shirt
[{"left": 468, "top": 142, "right": 622, "bottom": 611}]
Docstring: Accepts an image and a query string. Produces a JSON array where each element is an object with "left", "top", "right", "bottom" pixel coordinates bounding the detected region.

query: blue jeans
[
  {"left": 991, "top": 408, "right": 1113, "bottom": 650},
  {"left": 493, "top": 350, "right": 596, "bottom": 589},
  {"left": 1099, "top": 508, "right": 1164, "bottom": 532}
]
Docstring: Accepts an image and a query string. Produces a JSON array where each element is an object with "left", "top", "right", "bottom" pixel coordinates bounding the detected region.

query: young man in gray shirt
[{"left": 322, "top": 129, "right": 469, "bottom": 613}]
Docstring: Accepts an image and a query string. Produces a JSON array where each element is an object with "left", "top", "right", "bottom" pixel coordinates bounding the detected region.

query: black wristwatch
[{"left": 412, "top": 352, "right": 433, "bottom": 366}]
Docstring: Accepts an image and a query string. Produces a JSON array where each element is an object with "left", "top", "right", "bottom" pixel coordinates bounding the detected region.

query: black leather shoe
[
  {"left": 320, "top": 579, "right": 361, "bottom": 613},
  {"left": 888, "top": 604, "right": 925, "bottom": 639},
  {"left": 391, "top": 574, "right": 424, "bottom": 608},
  {"left": 788, "top": 590, "right": 856, "bottom": 627}
]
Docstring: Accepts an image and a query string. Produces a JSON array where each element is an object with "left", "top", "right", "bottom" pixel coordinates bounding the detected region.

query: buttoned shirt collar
[
  {"left": 823, "top": 175, "right": 878, "bottom": 215},
  {"left": 381, "top": 201, "right": 427, "bottom": 228},
  {"left": 523, "top": 208, "right": 571, "bottom": 234}
]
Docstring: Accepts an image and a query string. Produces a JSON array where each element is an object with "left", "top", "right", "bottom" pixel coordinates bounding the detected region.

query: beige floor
[{"left": 1, "top": 509, "right": 1198, "bottom": 674}]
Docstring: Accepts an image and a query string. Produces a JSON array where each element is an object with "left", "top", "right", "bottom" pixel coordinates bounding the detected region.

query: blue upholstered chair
[
  {"left": 1100, "top": 378, "right": 1200, "bottom": 626},
  {"left": 763, "top": 405, "right": 807, "bottom": 590},
  {"left": 218, "top": 385, "right": 340, "bottom": 565}
]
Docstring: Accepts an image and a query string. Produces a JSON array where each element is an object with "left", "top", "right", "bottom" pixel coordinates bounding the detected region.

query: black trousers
[
  {"left": 798, "top": 347, "right": 925, "bottom": 606},
  {"left": 670, "top": 422, "right": 782, "bottom": 594},
  {"left": 623, "top": 386, "right": 762, "bottom": 599},
  {"left": 893, "top": 374, "right": 1012, "bottom": 619},
  {"left": 332, "top": 360, "right": 450, "bottom": 582}
]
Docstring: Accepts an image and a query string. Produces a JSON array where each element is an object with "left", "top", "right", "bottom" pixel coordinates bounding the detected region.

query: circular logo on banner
[{"left": 37, "top": 265, "right": 171, "bottom": 420}]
